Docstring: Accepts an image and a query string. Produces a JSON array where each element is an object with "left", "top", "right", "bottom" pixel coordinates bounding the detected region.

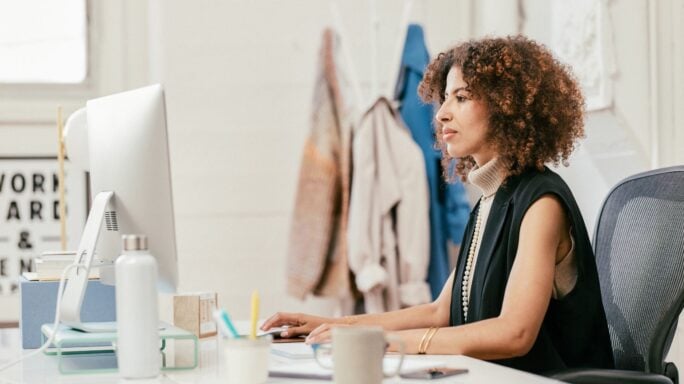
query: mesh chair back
[{"left": 594, "top": 166, "right": 684, "bottom": 374}]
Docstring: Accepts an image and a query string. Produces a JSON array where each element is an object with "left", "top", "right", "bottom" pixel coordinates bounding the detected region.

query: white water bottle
[{"left": 115, "top": 234, "right": 160, "bottom": 379}]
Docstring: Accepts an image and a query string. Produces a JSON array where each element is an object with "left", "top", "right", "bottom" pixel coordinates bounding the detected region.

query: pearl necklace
[{"left": 461, "top": 194, "right": 493, "bottom": 322}]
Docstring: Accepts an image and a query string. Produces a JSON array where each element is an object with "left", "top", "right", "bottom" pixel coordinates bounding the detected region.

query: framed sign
[{"left": 0, "top": 156, "right": 87, "bottom": 296}]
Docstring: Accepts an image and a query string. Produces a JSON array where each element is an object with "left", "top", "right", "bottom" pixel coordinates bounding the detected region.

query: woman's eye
[{"left": 456, "top": 95, "right": 467, "bottom": 102}]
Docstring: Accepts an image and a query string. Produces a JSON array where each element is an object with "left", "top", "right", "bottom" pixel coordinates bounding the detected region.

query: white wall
[{"left": 146, "top": 0, "right": 469, "bottom": 320}]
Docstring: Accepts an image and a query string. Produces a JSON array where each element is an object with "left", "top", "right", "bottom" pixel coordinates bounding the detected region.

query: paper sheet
[
  {"left": 270, "top": 343, "right": 316, "bottom": 359},
  {"left": 269, "top": 356, "right": 447, "bottom": 379}
]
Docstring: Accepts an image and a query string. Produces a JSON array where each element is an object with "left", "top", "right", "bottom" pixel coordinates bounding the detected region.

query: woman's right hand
[{"left": 260, "top": 312, "right": 334, "bottom": 338}]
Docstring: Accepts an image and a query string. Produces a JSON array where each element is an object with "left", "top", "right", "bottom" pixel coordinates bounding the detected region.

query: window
[{"left": 0, "top": 0, "right": 87, "bottom": 84}]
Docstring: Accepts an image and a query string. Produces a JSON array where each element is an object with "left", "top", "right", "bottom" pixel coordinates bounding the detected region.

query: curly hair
[{"left": 418, "top": 35, "right": 585, "bottom": 181}]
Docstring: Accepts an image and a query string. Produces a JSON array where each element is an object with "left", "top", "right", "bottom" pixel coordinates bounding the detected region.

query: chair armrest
[{"left": 550, "top": 368, "right": 673, "bottom": 384}]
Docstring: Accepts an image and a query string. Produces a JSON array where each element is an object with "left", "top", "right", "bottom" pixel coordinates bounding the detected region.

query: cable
[{"left": 0, "top": 263, "right": 85, "bottom": 372}]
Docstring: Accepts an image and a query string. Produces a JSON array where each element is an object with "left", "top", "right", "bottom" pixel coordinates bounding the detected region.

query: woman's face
[{"left": 435, "top": 66, "right": 496, "bottom": 166}]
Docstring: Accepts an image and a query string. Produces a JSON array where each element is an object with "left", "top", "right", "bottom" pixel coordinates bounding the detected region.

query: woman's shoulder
[
  {"left": 505, "top": 167, "right": 576, "bottom": 212},
  {"left": 510, "top": 166, "right": 569, "bottom": 193}
]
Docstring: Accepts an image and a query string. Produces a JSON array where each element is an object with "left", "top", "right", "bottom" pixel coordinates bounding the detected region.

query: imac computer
[{"left": 59, "top": 84, "right": 178, "bottom": 332}]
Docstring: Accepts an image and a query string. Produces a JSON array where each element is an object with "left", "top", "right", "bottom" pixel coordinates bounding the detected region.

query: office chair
[{"left": 553, "top": 165, "right": 684, "bottom": 384}]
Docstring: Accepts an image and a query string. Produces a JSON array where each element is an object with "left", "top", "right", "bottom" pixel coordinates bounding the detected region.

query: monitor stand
[{"left": 59, "top": 191, "right": 116, "bottom": 333}]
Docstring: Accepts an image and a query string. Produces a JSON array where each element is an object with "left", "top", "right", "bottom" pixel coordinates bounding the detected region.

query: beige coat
[
  {"left": 286, "top": 29, "right": 356, "bottom": 300},
  {"left": 347, "top": 98, "right": 431, "bottom": 313}
]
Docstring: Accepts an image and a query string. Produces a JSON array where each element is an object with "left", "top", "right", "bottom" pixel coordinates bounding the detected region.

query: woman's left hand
[{"left": 305, "top": 323, "right": 353, "bottom": 345}]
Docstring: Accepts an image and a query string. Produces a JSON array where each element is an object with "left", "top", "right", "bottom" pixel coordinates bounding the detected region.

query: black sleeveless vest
[{"left": 450, "top": 167, "right": 614, "bottom": 373}]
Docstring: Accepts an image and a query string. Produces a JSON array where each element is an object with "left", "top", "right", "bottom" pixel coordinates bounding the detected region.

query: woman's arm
[
  {"left": 391, "top": 195, "right": 566, "bottom": 358},
  {"left": 262, "top": 271, "right": 456, "bottom": 338},
  {"left": 347, "top": 270, "right": 455, "bottom": 330},
  {"left": 301, "top": 271, "right": 455, "bottom": 340}
]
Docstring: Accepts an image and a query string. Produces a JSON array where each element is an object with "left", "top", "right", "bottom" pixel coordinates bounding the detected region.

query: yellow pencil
[{"left": 250, "top": 290, "right": 259, "bottom": 340}]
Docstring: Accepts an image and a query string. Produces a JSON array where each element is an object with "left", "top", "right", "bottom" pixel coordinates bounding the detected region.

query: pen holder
[{"left": 223, "top": 335, "right": 272, "bottom": 384}]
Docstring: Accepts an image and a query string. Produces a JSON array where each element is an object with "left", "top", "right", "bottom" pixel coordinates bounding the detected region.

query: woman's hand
[
  {"left": 305, "top": 323, "right": 354, "bottom": 344},
  {"left": 260, "top": 312, "right": 333, "bottom": 338}
]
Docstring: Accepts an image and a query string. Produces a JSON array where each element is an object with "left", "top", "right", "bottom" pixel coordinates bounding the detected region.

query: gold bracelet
[
  {"left": 422, "top": 327, "right": 440, "bottom": 354},
  {"left": 419, "top": 327, "right": 438, "bottom": 354},
  {"left": 418, "top": 327, "right": 435, "bottom": 354}
]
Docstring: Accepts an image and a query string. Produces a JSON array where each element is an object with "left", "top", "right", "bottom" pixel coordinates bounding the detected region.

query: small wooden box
[{"left": 173, "top": 292, "right": 217, "bottom": 338}]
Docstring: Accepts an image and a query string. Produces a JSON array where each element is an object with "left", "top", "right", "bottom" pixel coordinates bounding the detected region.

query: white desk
[{"left": 0, "top": 328, "right": 565, "bottom": 383}]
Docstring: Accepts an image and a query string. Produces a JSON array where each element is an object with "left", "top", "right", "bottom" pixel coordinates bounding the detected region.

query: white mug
[{"left": 314, "top": 327, "right": 405, "bottom": 384}]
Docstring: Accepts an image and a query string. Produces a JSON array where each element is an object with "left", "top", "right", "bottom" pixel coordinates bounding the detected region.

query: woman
[{"left": 262, "top": 35, "right": 614, "bottom": 373}]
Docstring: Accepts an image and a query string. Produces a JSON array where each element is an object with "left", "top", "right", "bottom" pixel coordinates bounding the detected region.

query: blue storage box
[{"left": 19, "top": 276, "right": 116, "bottom": 349}]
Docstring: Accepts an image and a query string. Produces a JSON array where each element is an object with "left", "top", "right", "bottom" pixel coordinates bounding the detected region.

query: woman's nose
[{"left": 436, "top": 104, "right": 452, "bottom": 122}]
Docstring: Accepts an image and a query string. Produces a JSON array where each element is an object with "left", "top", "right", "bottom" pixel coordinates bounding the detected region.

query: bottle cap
[{"left": 122, "top": 234, "right": 148, "bottom": 251}]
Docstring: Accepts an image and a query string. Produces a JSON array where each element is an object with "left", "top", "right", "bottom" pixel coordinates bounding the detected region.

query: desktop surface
[{"left": 0, "top": 328, "right": 565, "bottom": 383}]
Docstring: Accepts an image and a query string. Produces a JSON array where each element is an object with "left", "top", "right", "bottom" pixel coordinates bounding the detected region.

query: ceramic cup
[{"left": 314, "top": 327, "right": 405, "bottom": 384}]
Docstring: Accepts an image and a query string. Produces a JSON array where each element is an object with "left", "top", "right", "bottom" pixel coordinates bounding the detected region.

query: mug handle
[
  {"left": 312, "top": 343, "right": 334, "bottom": 370},
  {"left": 383, "top": 334, "right": 405, "bottom": 378}
]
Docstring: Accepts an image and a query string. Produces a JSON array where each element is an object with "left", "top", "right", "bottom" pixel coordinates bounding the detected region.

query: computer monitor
[{"left": 59, "top": 84, "right": 178, "bottom": 331}]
